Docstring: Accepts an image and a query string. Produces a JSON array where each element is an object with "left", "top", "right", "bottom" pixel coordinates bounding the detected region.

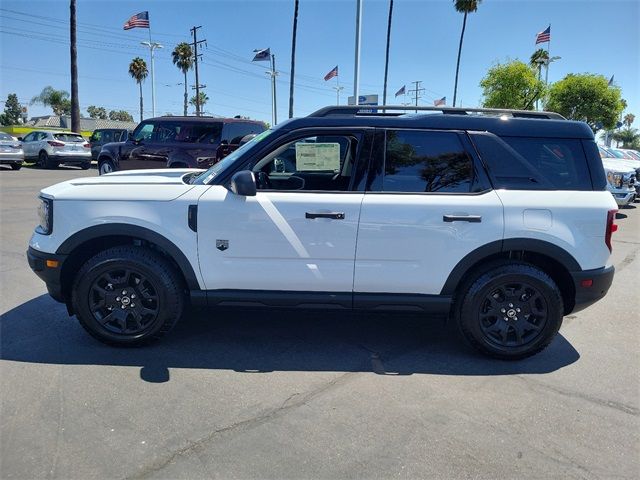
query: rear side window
[
  {"left": 54, "top": 133, "right": 84, "bottom": 143},
  {"left": 501, "top": 136, "right": 592, "bottom": 190},
  {"left": 173, "top": 122, "right": 223, "bottom": 144},
  {"left": 224, "top": 122, "right": 266, "bottom": 144},
  {"left": 382, "top": 130, "right": 474, "bottom": 193}
]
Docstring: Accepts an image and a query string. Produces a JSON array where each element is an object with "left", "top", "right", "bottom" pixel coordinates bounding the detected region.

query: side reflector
[
  {"left": 581, "top": 279, "right": 593, "bottom": 288},
  {"left": 46, "top": 260, "right": 59, "bottom": 268}
]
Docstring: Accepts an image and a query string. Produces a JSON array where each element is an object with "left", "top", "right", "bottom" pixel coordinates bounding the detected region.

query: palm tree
[
  {"left": 452, "top": 0, "right": 482, "bottom": 107},
  {"left": 623, "top": 113, "right": 635, "bottom": 128},
  {"left": 529, "top": 48, "right": 549, "bottom": 80},
  {"left": 69, "top": 0, "right": 80, "bottom": 132},
  {"left": 189, "top": 92, "right": 209, "bottom": 113},
  {"left": 611, "top": 128, "right": 640, "bottom": 149},
  {"left": 288, "top": 0, "right": 299, "bottom": 118},
  {"left": 382, "top": 0, "right": 394, "bottom": 105},
  {"left": 129, "top": 57, "right": 148, "bottom": 122},
  {"left": 31, "top": 86, "right": 71, "bottom": 115},
  {"left": 171, "top": 42, "right": 193, "bottom": 116}
]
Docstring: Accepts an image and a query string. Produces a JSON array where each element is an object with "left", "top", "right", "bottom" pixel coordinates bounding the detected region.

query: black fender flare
[
  {"left": 56, "top": 223, "right": 200, "bottom": 290},
  {"left": 440, "top": 238, "right": 581, "bottom": 295}
]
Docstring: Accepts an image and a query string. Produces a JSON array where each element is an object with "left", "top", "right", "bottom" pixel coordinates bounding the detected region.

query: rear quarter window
[{"left": 501, "top": 136, "right": 592, "bottom": 190}]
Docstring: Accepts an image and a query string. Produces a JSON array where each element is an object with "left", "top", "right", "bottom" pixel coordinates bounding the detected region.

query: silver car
[
  {"left": 20, "top": 130, "right": 91, "bottom": 169},
  {"left": 0, "top": 131, "right": 24, "bottom": 170}
]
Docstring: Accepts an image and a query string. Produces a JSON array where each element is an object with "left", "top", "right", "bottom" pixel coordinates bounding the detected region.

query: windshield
[
  {"left": 0, "top": 132, "right": 13, "bottom": 141},
  {"left": 193, "top": 128, "right": 276, "bottom": 184}
]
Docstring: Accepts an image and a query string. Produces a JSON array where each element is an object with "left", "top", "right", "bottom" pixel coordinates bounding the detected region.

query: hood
[
  {"left": 41, "top": 169, "right": 205, "bottom": 201},
  {"left": 602, "top": 158, "right": 635, "bottom": 174},
  {"left": 603, "top": 156, "right": 640, "bottom": 170}
]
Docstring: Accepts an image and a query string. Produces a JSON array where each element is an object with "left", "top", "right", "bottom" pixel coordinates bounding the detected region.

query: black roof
[{"left": 276, "top": 106, "right": 594, "bottom": 139}]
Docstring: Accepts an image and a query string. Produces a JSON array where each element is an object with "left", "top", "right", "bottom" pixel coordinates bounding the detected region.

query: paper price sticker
[{"left": 295, "top": 143, "right": 341, "bottom": 171}]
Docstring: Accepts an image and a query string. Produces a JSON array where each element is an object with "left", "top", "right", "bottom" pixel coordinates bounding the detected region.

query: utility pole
[
  {"left": 353, "top": 0, "right": 362, "bottom": 105},
  {"left": 190, "top": 26, "right": 206, "bottom": 116},
  {"left": 407, "top": 81, "right": 424, "bottom": 113},
  {"left": 268, "top": 54, "right": 278, "bottom": 125}
]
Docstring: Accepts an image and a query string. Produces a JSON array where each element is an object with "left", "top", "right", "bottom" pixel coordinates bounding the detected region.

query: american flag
[
  {"left": 123, "top": 11, "right": 149, "bottom": 30},
  {"left": 324, "top": 66, "right": 338, "bottom": 81},
  {"left": 252, "top": 48, "right": 271, "bottom": 62},
  {"left": 395, "top": 85, "right": 406, "bottom": 97},
  {"left": 535, "top": 26, "right": 551, "bottom": 44},
  {"left": 434, "top": 96, "right": 446, "bottom": 106}
]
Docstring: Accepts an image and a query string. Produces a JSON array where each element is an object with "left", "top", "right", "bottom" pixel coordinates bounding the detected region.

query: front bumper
[
  {"left": 570, "top": 265, "right": 615, "bottom": 314},
  {"left": 611, "top": 191, "right": 635, "bottom": 206},
  {"left": 27, "top": 246, "right": 68, "bottom": 303}
]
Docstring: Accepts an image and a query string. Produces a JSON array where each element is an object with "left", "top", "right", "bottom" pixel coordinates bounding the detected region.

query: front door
[
  {"left": 354, "top": 129, "right": 504, "bottom": 297},
  {"left": 196, "top": 131, "right": 372, "bottom": 298}
]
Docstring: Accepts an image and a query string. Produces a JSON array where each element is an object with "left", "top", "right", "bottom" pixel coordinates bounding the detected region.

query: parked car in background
[
  {"left": 89, "top": 128, "right": 130, "bottom": 160},
  {"left": 599, "top": 145, "right": 640, "bottom": 196},
  {"left": 602, "top": 158, "right": 636, "bottom": 206},
  {"left": 97, "top": 116, "right": 266, "bottom": 175},
  {"left": 20, "top": 130, "right": 91, "bottom": 169},
  {"left": 0, "top": 131, "right": 24, "bottom": 170},
  {"left": 618, "top": 148, "right": 640, "bottom": 161}
]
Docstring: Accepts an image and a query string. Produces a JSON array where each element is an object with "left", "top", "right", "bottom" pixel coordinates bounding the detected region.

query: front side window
[
  {"left": 132, "top": 122, "right": 155, "bottom": 142},
  {"left": 251, "top": 134, "right": 358, "bottom": 192},
  {"left": 90, "top": 131, "right": 102, "bottom": 142},
  {"left": 382, "top": 130, "right": 474, "bottom": 193},
  {"left": 22, "top": 132, "right": 35, "bottom": 142}
]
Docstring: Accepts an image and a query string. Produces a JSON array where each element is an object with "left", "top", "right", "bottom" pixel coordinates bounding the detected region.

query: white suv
[
  {"left": 20, "top": 130, "right": 91, "bottom": 169},
  {"left": 28, "top": 107, "right": 618, "bottom": 359}
]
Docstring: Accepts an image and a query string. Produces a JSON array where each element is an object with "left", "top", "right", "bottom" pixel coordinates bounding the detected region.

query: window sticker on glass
[{"left": 295, "top": 143, "right": 340, "bottom": 171}]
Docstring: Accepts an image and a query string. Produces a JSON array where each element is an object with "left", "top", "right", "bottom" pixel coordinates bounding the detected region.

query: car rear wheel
[
  {"left": 10, "top": 162, "right": 22, "bottom": 170},
  {"left": 38, "top": 151, "right": 58, "bottom": 169},
  {"left": 99, "top": 160, "right": 114, "bottom": 175},
  {"left": 455, "top": 261, "right": 564, "bottom": 360},
  {"left": 72, "top": 246, "right": 185, "bottom": 346},
  {"left": 80, "top": 161, "right": 91, "bottom": 170}
]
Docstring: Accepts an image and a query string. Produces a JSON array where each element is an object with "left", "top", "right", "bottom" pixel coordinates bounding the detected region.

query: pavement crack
[{"left": 126, "top": 371, "right": 357, "bottom": 479}]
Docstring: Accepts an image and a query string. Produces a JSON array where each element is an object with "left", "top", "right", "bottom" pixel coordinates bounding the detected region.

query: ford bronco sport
[{"left": 28, "top": 106, "right": 617, "bottom": 359}]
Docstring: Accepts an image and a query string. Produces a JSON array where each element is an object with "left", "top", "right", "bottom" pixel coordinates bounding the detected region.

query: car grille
[{"left": 623, "top": 173, "right": 636, "bottom": 188}]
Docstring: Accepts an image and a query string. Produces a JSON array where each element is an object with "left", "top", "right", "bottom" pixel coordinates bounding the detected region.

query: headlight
[
  {"left": 606, "top": 172, "right": 623, "bottom": 188},
  {"left": 36, "top": 196, "right": 53, "bottom": 235}
]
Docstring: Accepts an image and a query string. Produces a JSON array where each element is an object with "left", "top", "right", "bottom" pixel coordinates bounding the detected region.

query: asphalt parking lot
[{"left": 1, "top": 165, "right": 638, "bottom": 479}]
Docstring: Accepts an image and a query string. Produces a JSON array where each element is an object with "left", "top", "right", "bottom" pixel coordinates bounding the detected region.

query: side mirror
[
  {"left": 230, "top": 170, "right": 257, "bottom": 197},
  {"left": 17, "top": 137, "right": 23, "bottom": 141}
]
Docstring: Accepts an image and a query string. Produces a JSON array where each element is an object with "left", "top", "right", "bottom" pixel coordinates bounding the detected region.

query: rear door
[{"left": 354, "top": 129, "right": 504, "bottom": 299}]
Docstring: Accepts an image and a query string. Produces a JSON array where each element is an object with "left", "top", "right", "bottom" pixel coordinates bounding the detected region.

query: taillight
[
  {"left": 83, "top": 143, "right": 91, "bottom": 148},
  {"left": 47, "top": 141, "right": 65, "bottom": 147},
  {"left": 605, "top": 209, "right": 618, "bottom": 252}
]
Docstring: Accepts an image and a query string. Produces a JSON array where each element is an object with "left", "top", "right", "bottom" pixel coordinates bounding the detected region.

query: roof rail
[{"left": 308, "top": 105, "right": 566, "bottom": 120}]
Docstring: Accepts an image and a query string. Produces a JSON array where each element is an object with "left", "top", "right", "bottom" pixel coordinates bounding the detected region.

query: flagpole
[
  {"left": 148, "top": 24, "right": 156, "bottom": 118},
  {"left": 353, "top": 0, "right": 362, "bottom": 105},
  {"left": 544, "top": 24, "right": 551, "bottom": 86}
]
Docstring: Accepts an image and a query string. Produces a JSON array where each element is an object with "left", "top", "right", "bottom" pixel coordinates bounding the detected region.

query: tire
[
  {"left": 80, "top": 161, "right": 91, "bottom": 170},
  {"left": 10, "top": 162, "right": 22, "bottom": 170},
  {"left": 71, "top": 246, "right": 185, "bottom": 346},
  {"left": 455, "top": 261, "right": 564, "bottom": 360},
  {"left": 98, "top": 159, "right": 115, "bottom": 175},
  {"left": 39, "top": 151, "right": 58, "bottom": 169}
]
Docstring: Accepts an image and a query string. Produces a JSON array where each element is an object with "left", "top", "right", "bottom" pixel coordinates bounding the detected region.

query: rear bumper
[
  {"left": 50, "top": 153, "right": 91, "bottom": 164},
  {"left": 27, "top": 246, "right": 67, "bottom": 303},
  {"left": 0, "top": 152, "right": 24, "bottom": 163},
  {"left": 570, "top": 265, "right": 615, "bottom": 313}
]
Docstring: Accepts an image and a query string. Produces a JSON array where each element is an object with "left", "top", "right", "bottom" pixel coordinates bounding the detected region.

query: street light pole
[
  {"left": 353, "top": 0, "right": 362, "bottom": 105},
  {"left": 141, "top": 40, "right": 163, "bottom": 117}
]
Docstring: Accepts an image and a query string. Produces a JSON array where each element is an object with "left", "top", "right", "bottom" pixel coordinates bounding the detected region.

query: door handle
[
  {"left": 443, "top": 214, "right": 482, "bottom": 223},
  {"left": 305, "top": 212, "right": 345, "bottom": 220}
]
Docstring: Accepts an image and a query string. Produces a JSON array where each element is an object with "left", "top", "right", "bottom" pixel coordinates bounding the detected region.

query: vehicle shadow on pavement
[{"left": 1, "top": 295, "right": 580, "bottom": 382}]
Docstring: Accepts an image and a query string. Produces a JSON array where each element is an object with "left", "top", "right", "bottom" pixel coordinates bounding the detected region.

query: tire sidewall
[
  {"left": 99, "top": 160, "right": 114, "bottom": 175},
  {"left": 459, "top": 265, "right": 564, "bottom": 359},
  {"left": 72, "top": 250, "right": 182, "bottom": 345}
]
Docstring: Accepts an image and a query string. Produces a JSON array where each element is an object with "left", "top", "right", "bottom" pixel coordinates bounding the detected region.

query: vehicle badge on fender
[{"left": 216, "top": 240, "right": 229, "bottom": 251}]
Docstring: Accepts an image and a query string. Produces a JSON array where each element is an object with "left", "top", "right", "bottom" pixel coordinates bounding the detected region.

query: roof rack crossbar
[{"left": 308, "top": 105, "right": 565, "bottom": 120}]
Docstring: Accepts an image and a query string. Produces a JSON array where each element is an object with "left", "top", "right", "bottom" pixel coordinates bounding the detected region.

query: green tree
[
  {"left": 108, "top": 110, "right": 134, "bottom": 122},
  {"left": 1, "top": 93, "right": 22, "bottom": 126},
  {"left": 452, "top": 0, "right": 482, "bottom": 107},
  {"left": 30, "top": 86, "right": 71, "bottom": 116},
  {"left": 546, "top": 73, "right": 624, "bottom": 131},
  {"left": 189, "top": 92, "right": 209, "bottom": 112},
  {"left": 611, "top": 128, "right": 640, "bottom": 149},
  {"left": 480, "top": 60, "right": 545, "bottom": 110},
  {"left": 87, "top": 105, "right": 108, "bottom": 119},
  {"left": 128, "top": 57, "right": 148, "bottom": 122},
  {"left": 529, "top": 48, "right": 549, "bottom": 80},
  {"left": 171, "top": 42, "right": 193, "bottom": 116}
]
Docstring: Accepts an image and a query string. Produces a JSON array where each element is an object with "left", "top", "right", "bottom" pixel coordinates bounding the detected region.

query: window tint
[
  {"left": 470, "top": 133, "right": 552, "bottom": 190},
  {"left": 383, "top": 130, "right": 473, "bottom": 193},
  {"left": 90, "top": 131, "right": 101, "bottom": 142},
  {"left": 224, "top": 122, "right": 265, "bottom": 144},
  {"left": 0, "top": 132, "right": 13, "bottom": 141},
  {"left": 22, "top": 133, "right": 35, "bottom": 142},
  {"left": 501, "top": 136, "right": 592, "bottom": 190},
  {"left": 173, "top": 122, "right": 222, "bottom": 144},
  {"left": 251, "top": 134, "right": 357, "bottom": 191}
]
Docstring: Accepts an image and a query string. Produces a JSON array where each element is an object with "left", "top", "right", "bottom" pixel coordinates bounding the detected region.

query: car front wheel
[
  {"left": 98, "top": 160, "right": 114, "bottom": 175},
  {"left": 71, "top": 246, "right": 185, "bottom": 346},
  {"left": 456, "top": 261, "right": 564, "bottom": 360}
]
